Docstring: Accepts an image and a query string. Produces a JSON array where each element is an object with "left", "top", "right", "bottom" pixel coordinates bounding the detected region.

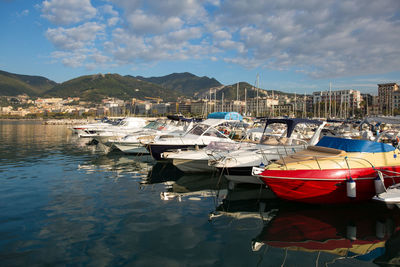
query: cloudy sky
[{"left": 1, "top": 0, "right": 399, "bottom": 94}]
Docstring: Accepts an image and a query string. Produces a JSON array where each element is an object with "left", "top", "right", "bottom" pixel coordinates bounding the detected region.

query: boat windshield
[
  {"left": 260, "top": 122, "right": 317, "bottom": 146},
  {"left": 118, "top": 120, "right": 128, "bottom": 126},
  {"left": 186, "top": 124, "right": 227, "bottom": 138},
  {"left": 143, "top": 121, "right": 163, "bottom": 130},
  {"left": 203, "top": 127, "right": 227, "bottom": 138},
  {"left": 260, "top": 134, "right": 307, "bottom": 146},
  {"left": 187, "top": 124, "right": 209, "bottom": 136}
]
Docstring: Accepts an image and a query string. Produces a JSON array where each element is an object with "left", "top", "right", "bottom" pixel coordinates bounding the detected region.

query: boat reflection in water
[
  {"left": 77, "top": 153, "right": 153, "bottom": 179},
  {"left": 140, "top": 162, "right": 184, "bottom": 186},
  {"left": 146, "top": 163, "right": 227, "bottom": 201},
  {"left": 209, "top": 184, "right": 278, "bottom": 226},
  {"left": 252, "top": 203, "right": 400, "bottom": 266}
]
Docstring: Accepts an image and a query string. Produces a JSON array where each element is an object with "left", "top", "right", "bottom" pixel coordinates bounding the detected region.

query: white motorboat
[
  {"left": 110, "top": 119, "right": 193, "bottom": 154},
  {"left": 162, "top": 141, "right": 253, "bottom": 173},
  {"left": 70, "top": 117, "right": 116, "bottom": 135},
  {"left": 79, "top": 117, "right": 148, "bottom": 145},
  {"left": 211, "top": 118, "right": 326, "bottom": 186},
  {"left": 143, "top": 112, "right": 244, "bottom": 160}
]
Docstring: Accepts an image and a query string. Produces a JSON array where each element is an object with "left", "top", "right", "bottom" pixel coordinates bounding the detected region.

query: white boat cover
[
  {"left": 205, "top": 141, "right": 241, "bottom": 151},
  {"left": 373, "top": 185, "right": 400, "bottom": 203}
]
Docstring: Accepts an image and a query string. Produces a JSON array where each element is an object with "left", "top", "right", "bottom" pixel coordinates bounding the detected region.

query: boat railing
[{"left": 276, "top": 151, "right": 385, "bottom": 174}]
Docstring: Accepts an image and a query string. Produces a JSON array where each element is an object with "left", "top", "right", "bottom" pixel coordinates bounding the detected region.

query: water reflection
[
  {"left": 4, "top": 121, "right": 400, "bottom": 266},
  {"left": 141, "top": 162, "right": 183, "bottom": 185},
  {"left": 77, "top": 153, "right": 153, "bottom": 179},
  {"left": 209, "top": 184, "right": 278, "bottom": 225},
  {"left": 252, "top": 203, "right": 400, "bottom": 266},
  {"left": 0, "top": 120, "right": 73, "bottom": 164}
]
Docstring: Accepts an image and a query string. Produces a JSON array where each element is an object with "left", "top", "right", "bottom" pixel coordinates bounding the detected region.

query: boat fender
[
  {"left": 376, "top": 220, "right": 386, "bottom": 239},
  {"left": 228, "top": 181, "right": 236, "bottom": 190},
  {"left": 346, "top": 224, "right": 357, "bottom": 240},
  {"left": 346, "top": 178, "right": 356, "bottom": 198},
  {"left": 374, "top": 171, "right": 386, "bottom": 194},
  {"left": 258, "top": 202, "right": 266, "bottom": 213},
  {"left": 251, "top": 240, "right": 264, "bottom": 252}
]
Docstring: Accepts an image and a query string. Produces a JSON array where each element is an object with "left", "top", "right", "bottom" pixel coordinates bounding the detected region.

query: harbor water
[{"left": 1, "top": 120, "right": 399, "bottom": 266}]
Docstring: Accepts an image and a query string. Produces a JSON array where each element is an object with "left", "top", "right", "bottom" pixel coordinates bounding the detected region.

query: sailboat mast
[
  {"left": 222, "top": 92, "right": 224, "bottom": 112},
  {"left": 256, "top": 74, "right": 259, "bottom": 117},
  {"left": 329, "top": 82, "right": 332, "bottom": 118},
  {"left": 244, "top": 88, "right": 247, "bottom": 116},
  {"left": 236, "top": 82, "right": 239, "bottom": 112}
]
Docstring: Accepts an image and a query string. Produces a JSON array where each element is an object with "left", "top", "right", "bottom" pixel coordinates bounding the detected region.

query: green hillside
[
  {"left": 0, "top": 70, "right": 297, "bottom": 102},
  {"left": 135, "top": 72, "right": 222, "bottom": 97},
  {"left": 0, "top": 70, "right": 57, "bottom": 96},
  {"left": 211, "top": 82, "right": 294, "bottom": 100},
  {"left": 44, "top": 73, "right": 180, "bottom": 102}
]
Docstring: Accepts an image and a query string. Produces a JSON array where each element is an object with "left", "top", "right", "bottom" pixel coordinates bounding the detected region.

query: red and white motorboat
[{"left": 254, "top": 136, "right": 400, "bottom": 204}]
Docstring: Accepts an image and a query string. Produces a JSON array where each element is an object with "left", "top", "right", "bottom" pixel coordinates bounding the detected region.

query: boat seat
[
  {"left": 276, "top": 146, "right": 346, "bottom": 164},
  {"left": 137, "top": 135, "right": 155, "bottom": 141}
]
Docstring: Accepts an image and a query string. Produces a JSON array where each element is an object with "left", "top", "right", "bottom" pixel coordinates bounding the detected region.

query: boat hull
[
  {"left": 146, "top": 144, "right": 206, "bottom": 160},
  {"left": 113, "top": 143, "right": 149, "bottom": 154},
  {"left": 260, "top": 166, "right": 400, "bottom": 204},
  {"left": 172, "top": 159, "right": 214, "bottom": 173}
]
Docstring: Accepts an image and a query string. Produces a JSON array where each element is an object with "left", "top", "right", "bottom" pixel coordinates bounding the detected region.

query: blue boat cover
[
  {"left": 207, "top": 112, "right": 243, "bottom": 121},
  {"left": 316, "top": 136, "right": 395, "bottom": 153}
]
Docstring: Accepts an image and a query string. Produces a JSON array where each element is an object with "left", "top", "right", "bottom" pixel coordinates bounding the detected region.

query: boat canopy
[
  {"left": 207, "top": 112, "right": 243, "bottom": 121},
  {"left": 316, "top": 136, "right": 395, "bottom": 153},
  {"left": 167, "top": 115, "right": 202, "bottom": 123},
  {"left": 264, "top": 118, "right": 323, "bottom": 138}
]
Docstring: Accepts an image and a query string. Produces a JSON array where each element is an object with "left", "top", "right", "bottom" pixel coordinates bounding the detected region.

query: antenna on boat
[
  {"left": 329, "top": 82, "right": 332, "bottom": 119},
  {"left": 256, "top": 74, "right": 260, "bottom": 117}
]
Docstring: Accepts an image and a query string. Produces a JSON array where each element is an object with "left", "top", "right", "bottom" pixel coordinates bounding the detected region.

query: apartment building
[{"left": 378, "top": 83, "right": 399, "bottom": 115}]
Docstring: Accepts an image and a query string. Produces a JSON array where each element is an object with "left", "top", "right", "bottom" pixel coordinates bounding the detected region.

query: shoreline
[{"left": 0, "top": 118, "right": 95, "bottom": 125}]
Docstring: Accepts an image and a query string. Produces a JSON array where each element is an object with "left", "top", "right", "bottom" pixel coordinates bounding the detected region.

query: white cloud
[
  {"left": 41, "top": 0, "right": 97, "bottom": 25},
  {"left": 107, "top": 17, "right": 119, "bottom": 27},
  {"left": 212, "top": 0, "right": 400, "bottom": 78},
  {"left": 51, "top": 50, "right": 87, "bottom": 67},
  {"left": 41, "top": 0, "right": 400, "bottom": 79},
  {"left": 213, "top": 30, "right": 231, "bottom": 40},
  {"left": 16, "top": 9, "right": 29, "bottom": 17},
  {"left": 46, "top": 22, "right": 105, "bottom": 50},
  {"left": 125, "top": 10, "right": 183, "bottom": 35},
  {"left": 101, "top": 4, "right": 119, "bottom": 17}
]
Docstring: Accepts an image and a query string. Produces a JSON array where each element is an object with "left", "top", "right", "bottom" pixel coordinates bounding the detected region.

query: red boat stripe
[{"left": 260, "top": 176, "right": 385, "bottom": 181}]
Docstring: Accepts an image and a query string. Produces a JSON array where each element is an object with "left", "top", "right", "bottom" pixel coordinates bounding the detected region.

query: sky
[{"left": 0, "top": 0, "right": 399, "bottom": 95}]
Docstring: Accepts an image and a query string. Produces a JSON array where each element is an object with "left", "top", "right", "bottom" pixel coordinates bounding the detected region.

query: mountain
[
  {"left": 135, "top": 72, "right": 222, "bottom": 97},
  {"left": 203, "top": 82, "right": 295, "bottom": 100},
  {"left": 0, "top": 70, "right": 293, "bottom": 102},
  {"left": 0, "top": 70, "right": 57, "bottom": 96},
  {"left": 44, "top": 73, "right": 180, "bottom": 102}
]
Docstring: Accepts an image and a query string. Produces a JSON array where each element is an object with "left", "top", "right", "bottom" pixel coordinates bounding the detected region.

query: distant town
[{"left": 0, "top": 83, "right": 398, "bottom": 119}]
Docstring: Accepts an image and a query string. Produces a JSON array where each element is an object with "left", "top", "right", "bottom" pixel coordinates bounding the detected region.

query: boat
[
  {"left": 162, "top": 141, "right": 253, "bottom": 173},
  {"left": 79, "top": 117, "right": 148, "bottom": 141},
  {"left": 110, "top": 118, "right": 193, "bottom": 154},
  {"left": 212, "top": 118, "right": 326, "bottom": 186},
  {"left": 254, "top": 136, "right": 400, "bottom": 204},
  {"left": 70, "top": 117, "right": 117, "bottom": 135},
  {"left": 142, "top": 112, "right": 244, "bottom": 160}
]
